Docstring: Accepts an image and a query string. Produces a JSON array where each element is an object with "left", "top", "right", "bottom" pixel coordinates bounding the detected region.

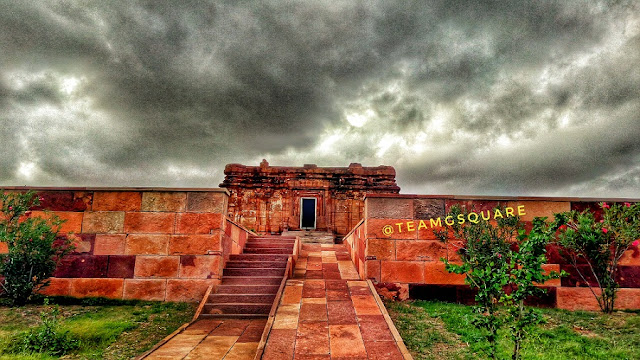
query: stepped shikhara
[{"left": 202, "top": 235, "right": 296, "bottom": 318}]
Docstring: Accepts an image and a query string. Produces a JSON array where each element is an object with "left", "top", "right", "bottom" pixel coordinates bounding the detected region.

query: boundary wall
[
  {"left": 0, "top": 187, "right": 254, "bottom": 302},
  {"left": 343, "top": 194, "right": 640, "bottom": 311}
]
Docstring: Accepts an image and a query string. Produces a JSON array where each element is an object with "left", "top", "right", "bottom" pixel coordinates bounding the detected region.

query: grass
[
  {"left": 384, "top": 299, "right": 640, "bottom": 360},
  {"left": 0, "top": 297, "right": 196, "bottom": 359}
]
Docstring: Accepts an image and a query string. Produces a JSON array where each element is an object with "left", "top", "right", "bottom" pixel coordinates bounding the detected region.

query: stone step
[
  {"left": 203, "top": 303, "right": 271, "bottom": 315},
  {"left": 243, "top": 248, "right": 293, "bottom": 254},
  {"left": 199, "top": 313, "right": 268, "bottom": 319},
  {"left": 216, "top": 284, "right": 280, "bottom": 294},
  {"left": 221, "top": 276, "right": 283, "bottom": 286},
  {"left": 245, "top": 242, "right": 295, "bottom": 249},
  {"left": 223, "top": 267, "right": 286, "bottom": 277},
  {"left": 230, "top": 254, "right": 289, "bottom": 261},
  {"left": 225, "top": 261, "right": 287, "bottom": 268},
  {"left": 208, "top": 293, "right": 276, "bottom": 304}
]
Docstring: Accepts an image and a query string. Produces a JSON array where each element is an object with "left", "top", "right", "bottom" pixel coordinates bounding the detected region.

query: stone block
[
  {"left": 616, "top": 266, "right": 640, "bottom": 288},
  {"left": 69, "top": 233, "right": 95, "bottom": 254},
  {"left": 29, "top": 211, "right": 83, "bottom": 233},
  {"left": 134, "top": 256, "right": 180, "bottom": 278},
  {"left": 107, "top": 255, "right": 136, "bottom": 278},
  {"left": 82, "top": 211, "right": 125, "bottom": 233},
  {"left": 619, "top": 248, "right": 640, "bottom": 266},
  {"left": 92, "top": 191, "right": 142, "bottom": 211},
  {"left": 424, "top": 262, "right": 465, "bottom": 285},
  {"left": 93, "top": 234, "right": 126, "bottom": 255},
  {"left": 124, "top": 212, "right": 175, "bottom": 234},
  {"left": 365, "top": 197, "right": 413, "bottom": 219},
  {"left": 141, "top": 192, "right": 186, "bottom": 212},
  {"left": 187, "top": 192, "right": 227, "bottom": 213},
  {"left": 506, "top": 201, "right": 571, "bottom": 222},
  {"left": 365, "top": 260, "right": 380, "bottom": 282},
  {"left": 54, "top": 255, "right": 108, "bottom": 278},
  {"left": 445, "top": 200, "right": 503, "bottom": 213},
  {"left": 380, "top": 261, "right": 424, "bottom": 283},
  {"left": 0, "top": 241, "right": 7, "bottom": 254},
  {"left": 616, "top": 288, "right": 640, "bottom": 309},
  {"left": 414, "top": 198, "right": 445, "bottom": 220},
  {"left": 556, "top": 287, "right": 600, "bottom": 311},
  {"left": 175, "top": 213, "right": 223, "bottom": 234},
  {"left": 70, "top": 278, "right": 124, "bottom": 299},
  {"left": 179, "top": 255, "right": 221, "bottom": 278},
  {"left": 39, "top": 278, "right": 71, "bottom": 296},
  {"left": 366, "top": 239, "right": 395, "bottom": 260},
  {"left": 33, "top": 191, "right": 90, "bottom": 211},
  {"left": 166, "top": 279, "right": 215, "bottom": 302},
  {"left": 123, "top": 279, "right": 167, "bottom": 301},
  {"left": 396, "top": 240, "right": 448, "bottom": 261},
  {"left": 125, "top": 234, "right": 170, "bottom": 255},
  {"left": 540, "top": 264, "right": 561, "bottom": 287},
  {"left": 169, "top": 234, "right": 222, "bottom": 255}
]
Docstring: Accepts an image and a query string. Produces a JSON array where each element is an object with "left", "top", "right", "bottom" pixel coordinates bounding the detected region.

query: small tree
[
  {"left": 552, "top": 202, "right": 640, "bottom": 313},
  {"left": 435, "top": 206, "right": 560, "bottom": 360},
  {"left": 0, "top": 191, "right": 74, "bottom": 306}
]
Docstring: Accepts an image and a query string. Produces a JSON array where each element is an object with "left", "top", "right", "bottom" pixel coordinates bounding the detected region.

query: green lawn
[
  {"left": 0, "top": 297, "right": 195, "bottom": 359},
  {"left": 385, "top": 299, "right": 640, "bottom": 360}
]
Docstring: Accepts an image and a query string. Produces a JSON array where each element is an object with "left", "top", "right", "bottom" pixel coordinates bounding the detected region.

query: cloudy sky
[{"left": 1, "top": 1, "right": 639, "bottom": 197}]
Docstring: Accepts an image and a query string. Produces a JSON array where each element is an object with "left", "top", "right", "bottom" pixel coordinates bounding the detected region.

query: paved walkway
[
  {"left": 262, "top": 243, "right": 407, "bottom": 359},
  {"left": 141, "top": 243, "right": 409, "bottom": 359},
  {"left": 144, "top": 318, "right": 266, "bottom": 359}
]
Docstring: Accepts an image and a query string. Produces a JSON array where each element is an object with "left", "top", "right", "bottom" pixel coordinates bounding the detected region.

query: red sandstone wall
[
  {"left": 0, "top": 188, "right": 253, "bottom": 302},
  {"left": 357, "top": 195, "right": 640, "bottom": 310}
]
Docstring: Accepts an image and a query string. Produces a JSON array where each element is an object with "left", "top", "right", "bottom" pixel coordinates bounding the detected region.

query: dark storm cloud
[{"left": 0, "top": 0, "right": 639, "bottom": 197}]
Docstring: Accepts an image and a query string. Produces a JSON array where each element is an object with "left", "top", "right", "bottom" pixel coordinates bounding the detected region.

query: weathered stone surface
[
  {"left": 0, "top": 241, "right": 7, "bottom": 254},
  {"left": 134, "top": 256, "right": 180, "bottom": 278},
  {"left": 414, "top": 198, "right": 445, "bottom": 220},
  {"left": 125, "top": 234, "right": 170, "bottom": 255},
  {"left": 424, "top": 262, "right": 466, "bottom": 285},
  {"left": 175, "top": 213, "right": 223, "bottom": 234},
  {"left": 33, "top": 191, "right": 91, "bottom": 211},
  {"left": 380, "top": 261, "right": 424, "bottom": 283},
  {"left": 39, "top": 278, "right": 71, "bottom": 296},
  {"left": 374, "top": 282, "right": 409, "bottom": 301},
  {"left": 365, "top": 260, "right": 381, "bottom": 282},
  {"left": 124, "top": 212, "right": 175, "bottom": 233},
  {"left": 29, "top": 211, "right": 83, "bottom": 233},
  {"left": 166, "top": 279, "right": 215, "bottom": 302},
  {"left": 506, "top": 201, "right": 571, "bottom": 222},
  {"left": 123, "top": 279, "right": 166, "bottom": 300},
  {"left": 220, "top": 162, "right": 400, "bottom": 235},
  {"left": 70, "top": 278, "right": 124, "bottom": 299},
  {"left": 365, "top": 198, "right": 413, "bottom": 220},
  {"left": 169, "top": 234, "right": 221, "bottom": 255},
  {"left": 186, "top": 192, "right": 227, "bottom": 213},
  {"left": 556, "top": 287, "right": 600, "bottom": 311},
  {"left": 179, "top": 255, "right": 221, "bottom": 279},
  {"left": 94, "top": 234, "right": 126, "bottom": 255},
  {"left": 395, "top": 240, "right": 448, "bottom": 261},
  {"left": 92, "top": 191, "right": 142, "bottom": 211},
  {"left": 366, "top": 239, "right": 395, "bottom": 260},
  {"left": 68, "top": 233, "right": 95, "bottom": 254},
  {"left": 82, "top": 211, "right": 125, "bottom": 233},
  {"left": 141, "top": 192, "right": 186, "bottom": 212},
  {"left": 107, "top": 255, "right": 136, "bottom": 278},
  {"left": 54, "top": 255, "right": 108, "bottom": 278}
]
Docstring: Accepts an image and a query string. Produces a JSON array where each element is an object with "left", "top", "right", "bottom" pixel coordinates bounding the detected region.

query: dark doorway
[{"left": 300, "top": 198, "right": 316, "bottom": 229}]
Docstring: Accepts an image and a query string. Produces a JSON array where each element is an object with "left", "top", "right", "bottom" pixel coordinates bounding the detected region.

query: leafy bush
[
  {"left": 551, "top": 202, "right": 640, "bottom": 313},
  {"left": 8, "top": 298, "right": 79, "bottom": 356},
  {"left": 0, "top": 190, "right": 74, "bottom": 306},
  {"left": 435, "top": 206, "right": 561, "bottom": 360}
]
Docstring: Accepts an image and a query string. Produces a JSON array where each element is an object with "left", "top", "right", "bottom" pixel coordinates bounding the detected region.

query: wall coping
[
  {"left": 364, "top": 193, "right": 640, "bottom": 202},
  {"left": 0, "top": 186, "right": 230, "bottom": 195}
]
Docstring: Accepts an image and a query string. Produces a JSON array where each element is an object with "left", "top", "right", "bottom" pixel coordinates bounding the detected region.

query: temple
[{"left": 219, "top": 160, "right": 400, "bottom": 237}]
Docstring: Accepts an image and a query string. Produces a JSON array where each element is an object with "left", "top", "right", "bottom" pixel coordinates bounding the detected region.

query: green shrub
[
  {"left": 8, "top": 298, "right": 79, "bottom": 356},
  {"left": 0, "top": 190, "right": 74, "bottom": 306}
]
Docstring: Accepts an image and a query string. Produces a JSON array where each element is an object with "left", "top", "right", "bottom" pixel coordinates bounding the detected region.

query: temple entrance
[{"left": 300, "top": 197, "right": 317, "bottom": 229}]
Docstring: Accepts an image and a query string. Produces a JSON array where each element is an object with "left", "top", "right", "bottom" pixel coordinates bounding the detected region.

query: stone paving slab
[
  {"left": 262, "top": 243, "right": 407, "bottom": 360},
  {"left": 143, "top": 318, "right": 267, "bottom": 360}
]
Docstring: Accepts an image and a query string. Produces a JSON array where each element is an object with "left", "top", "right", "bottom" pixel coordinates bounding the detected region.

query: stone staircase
[
  {"left": 281, "top": 230, "right": 335, "bottom": 244},
  {"left": 200, "top": 235, "right": 295, "bottom": 318}
]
